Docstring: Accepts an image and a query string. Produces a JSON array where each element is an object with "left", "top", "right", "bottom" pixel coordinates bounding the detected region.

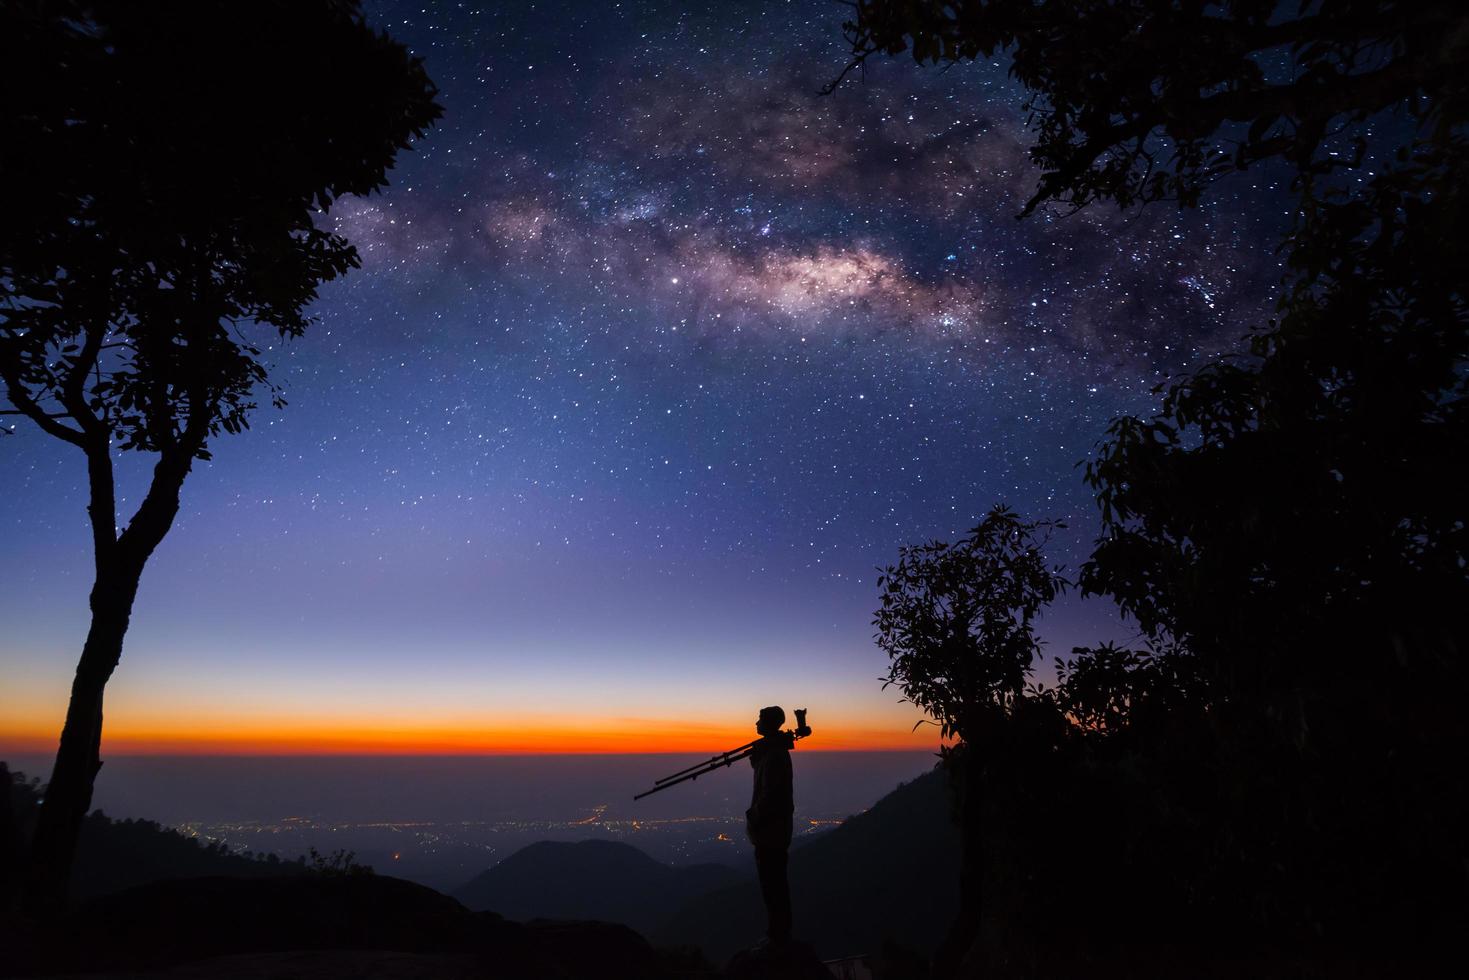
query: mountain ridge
[{"left": 453, "top": 838, "right": 745, "bottom": 935}]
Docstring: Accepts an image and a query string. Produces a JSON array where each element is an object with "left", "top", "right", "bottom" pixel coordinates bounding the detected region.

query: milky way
[{"left": 0, "top": 1, "right": 1293, "bottom": 750}]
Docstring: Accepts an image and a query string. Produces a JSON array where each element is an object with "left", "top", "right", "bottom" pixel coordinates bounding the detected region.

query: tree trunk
[
  {"left": 1, "top": 762, "right": 18, "bottom": 913},
  {"left": 24, "top": 569, "right": 141, "bottom": 914},
  {"left": 934, "top": 748, "right": 983, "bottom": 978},
  {"left": 22, "top": 433, "right": 192, "bottom": 914}
]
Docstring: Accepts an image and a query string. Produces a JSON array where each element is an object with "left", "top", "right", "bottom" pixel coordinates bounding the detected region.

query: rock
[
  {"left": 524, "top": 920, "right": 669, "bottom": 980},
  {"left": 725, "top": 940, "right": 834, "bottom": 980}
]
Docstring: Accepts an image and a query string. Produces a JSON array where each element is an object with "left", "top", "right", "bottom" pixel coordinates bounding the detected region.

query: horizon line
[{"left": 1, "top": 746, "right": 940, "bottom": 760}]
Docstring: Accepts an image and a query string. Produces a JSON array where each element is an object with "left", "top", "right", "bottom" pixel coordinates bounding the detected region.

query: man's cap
[{"left": 759, "top": 705, "right": 785, "bottom": 727}]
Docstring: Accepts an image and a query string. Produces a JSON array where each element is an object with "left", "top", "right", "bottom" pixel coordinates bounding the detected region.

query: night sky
[{"left": 1, "top": 1, "right": 1291, "bottom": 755}]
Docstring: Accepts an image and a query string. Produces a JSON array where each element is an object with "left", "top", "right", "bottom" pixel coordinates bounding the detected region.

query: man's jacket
[{"left": 746, "top": 732, "right": 794, "bottom": 849}]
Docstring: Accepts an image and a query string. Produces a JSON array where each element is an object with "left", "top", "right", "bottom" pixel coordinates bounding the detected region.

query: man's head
[{"left": 756, "top": 705, "right": 785, "bottom": 736}]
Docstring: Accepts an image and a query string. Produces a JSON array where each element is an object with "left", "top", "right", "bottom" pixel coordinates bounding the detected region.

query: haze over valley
[{"left": 6, "top": 751, "right": 934, "bottom": 891}]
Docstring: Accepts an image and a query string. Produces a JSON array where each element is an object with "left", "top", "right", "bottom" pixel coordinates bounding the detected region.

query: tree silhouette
[
  {"left": 873, "top": 507, "right": 1065, "bottom": 975},
  {"left": 0, "top": 1, "right": 440, "bottom": 910},
  {"left": 1082, "top": 139, "right": 1469, "bottom": 709},
  {"left": 838, "top": 0, "right": 1469, "bottom": 959},
  {"left": 829, "top": 0, "right": 1469, "bottom": 213},
  {"left": 1071, "top": 132, "right": 1469, "bottom": 946}
]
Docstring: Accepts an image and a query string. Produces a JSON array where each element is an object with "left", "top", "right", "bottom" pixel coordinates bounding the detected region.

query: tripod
[{"left": 633, "top": 708, "right": 811, "bottom": 800}]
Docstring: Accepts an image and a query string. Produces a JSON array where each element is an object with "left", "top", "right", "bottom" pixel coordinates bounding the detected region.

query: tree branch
[
  {"left": 57, "top": 321, "right": 108, "bottom": 439},
  {"left": 1186, "top": 54, "right": 1428, "bottom": 137},
  {"left": 117, "top": 320, "right": 214, "bottom": 575},
  {"left": 0, "top": 381, "right": 86, "bottom": 446}
]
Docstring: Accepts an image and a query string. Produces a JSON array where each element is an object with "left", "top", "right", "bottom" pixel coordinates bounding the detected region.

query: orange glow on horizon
[{"left": 0, "top": 717, "right": 942, "bottom": 757}]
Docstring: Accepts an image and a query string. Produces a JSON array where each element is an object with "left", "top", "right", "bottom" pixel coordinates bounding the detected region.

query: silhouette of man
[{"left": 747, "top": 705, "right": 794, "bottom": 945}]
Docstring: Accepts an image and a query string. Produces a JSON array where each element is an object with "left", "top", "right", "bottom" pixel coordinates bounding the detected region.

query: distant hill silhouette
[
  {"left": 658, "top": 768, "right": 957, "bottom": 961},
  {"left": 454, "top": 838, "right": 743, "bottom": 935},
  {"left": 3, "top": 764, "right": 297, "bottom": 905}
]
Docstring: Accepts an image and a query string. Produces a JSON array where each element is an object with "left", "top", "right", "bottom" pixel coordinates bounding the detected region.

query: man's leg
[{"left": 754, "top": 844, "right": 792, "bottom": 943}]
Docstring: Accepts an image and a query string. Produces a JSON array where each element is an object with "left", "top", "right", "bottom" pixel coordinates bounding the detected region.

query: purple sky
[{"left": 0, "top": 0, "right": 1290, "bottom": 755}]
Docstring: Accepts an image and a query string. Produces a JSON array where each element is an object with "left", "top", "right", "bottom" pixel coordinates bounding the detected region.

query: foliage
[
  {"left": 873, "top": 507, "right": 1066, "bottom": 744},
  {"left": 831, "top": 0, "right": 1469, "bottom": 214},
  {"left": 1065, "top": 128, "right": 1469, "bottom": 956},
  {"left": 1053, "top": 641, "right": 1201, "bottom": 736},
  {"left": 847, "top": 0, "right": 1469, "bottom": 968},
  {"left": 1082, "top": 134, "right": 1469, "bottom": 704},
  {"left": 0, "top": 0, "right": 441, "bottom": 459},
  {"left": 306, "top": 847, "right": 375, "bottom": 878}
]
